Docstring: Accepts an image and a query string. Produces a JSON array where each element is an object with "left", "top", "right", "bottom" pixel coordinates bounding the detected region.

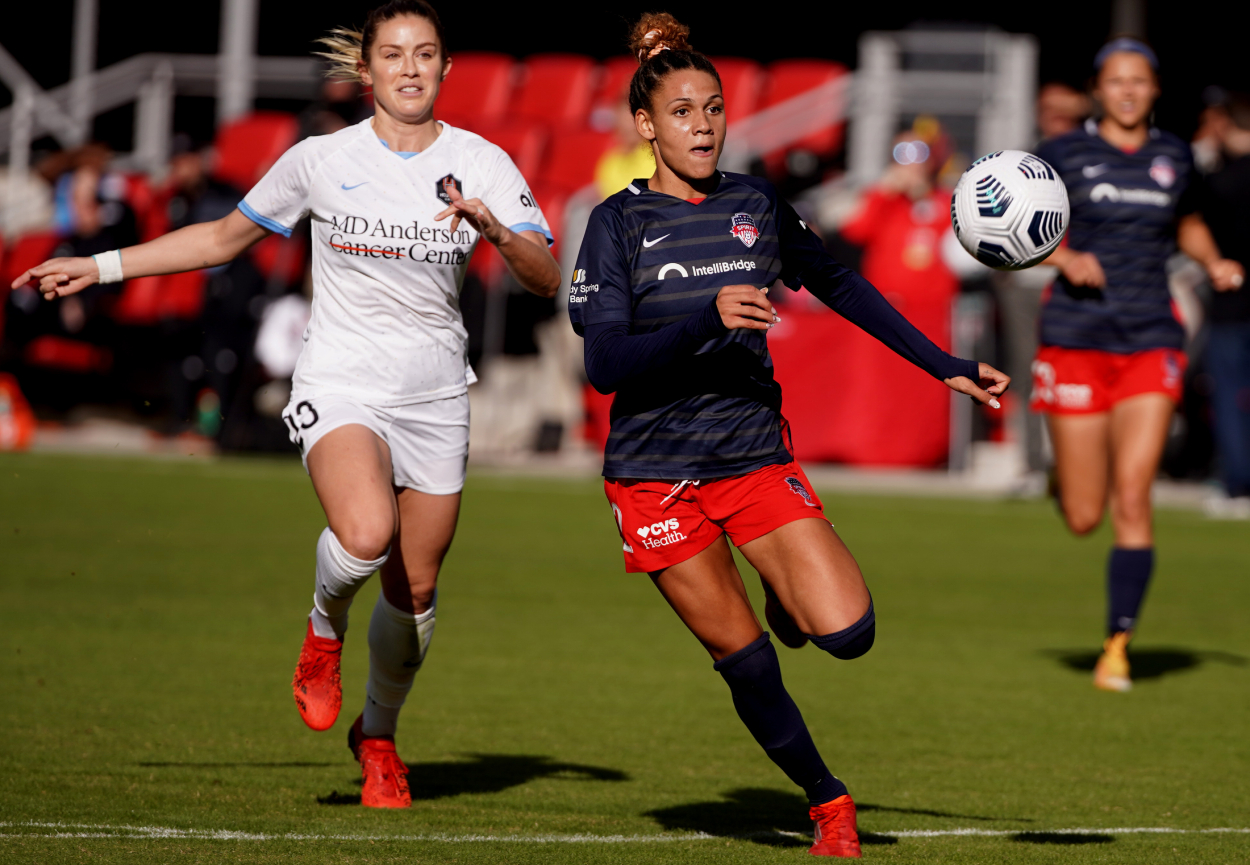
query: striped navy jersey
[
  {"left": 1035, "top": 120, "right": 1199, "bottom": 353},
  {"left": 569, "top": 173, "right": 793, "bottom": 480},
  {"left": 568, "top": 171, "right": 976, "bottom": 481}
]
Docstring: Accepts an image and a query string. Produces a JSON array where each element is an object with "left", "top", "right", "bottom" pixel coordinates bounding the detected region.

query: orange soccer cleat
[
  {"left": 1093, "top": 631, "right": 1133, "bottom": 692},
  {"left": 762, "top": 580, "right": 809, "bottom": 649},
  {"left": 809, "top": 794, "right": 862, "bottom": 858},
  {"left": 292, "top": 620, "right": 343, "bottom": 731},
  {"left": 348, "top": 715, "right": 412, "bottom": 808}
]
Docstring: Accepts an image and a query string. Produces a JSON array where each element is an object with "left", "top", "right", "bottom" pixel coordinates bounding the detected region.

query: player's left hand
[
  {"left": 943, "top": 362, "right": 1010, "bottom": 409},
  {"left": 434, "top": 177, "right": 506, "bottom": 244},
  {"left": 1207, "top": 258, "right": 1245, "bottom": 292}
]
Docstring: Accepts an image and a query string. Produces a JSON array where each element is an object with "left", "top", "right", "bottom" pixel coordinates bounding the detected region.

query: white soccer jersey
[{"left": 240, "top": 119, "right": 551, "bottom": 406}]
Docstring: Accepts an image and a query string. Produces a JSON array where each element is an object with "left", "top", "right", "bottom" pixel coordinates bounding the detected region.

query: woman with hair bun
[
  {"left": 14, "top": 0, "right": 561, "bottom": 809},
  {"left": 569, "top": 12, "right": 1008, "bottom": 857}
]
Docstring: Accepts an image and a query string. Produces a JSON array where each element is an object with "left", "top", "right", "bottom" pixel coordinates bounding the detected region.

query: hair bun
[{"left": 628, "top": 13, "right": 692, "bottom": 63}]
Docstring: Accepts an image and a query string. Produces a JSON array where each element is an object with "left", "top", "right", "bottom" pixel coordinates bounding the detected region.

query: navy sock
[
  {"left": 714, "top": 634, "right": 847, "bottom": 806},
  {"left": 807, "top": 599, "right": 876, "bottom": 660},
  {"left": 1107, "top": 547, "right": 1153, "bottom": 635}
]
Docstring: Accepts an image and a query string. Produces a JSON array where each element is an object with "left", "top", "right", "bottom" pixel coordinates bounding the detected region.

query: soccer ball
[{"left": 951, "top": 150, "right": 1069, "bottom": 270}]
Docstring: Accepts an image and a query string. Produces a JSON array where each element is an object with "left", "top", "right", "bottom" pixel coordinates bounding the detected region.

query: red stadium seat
[
  {"left": 591, "top": 56, "right": 639, "bottom": 128},
  {"left": 759, "top": 60, "right": 849, "bottom": 174},
  {"left": 250, "top": 234, "right": 308, "bottom": 288},
  {"left": 707, "top": 57, "right": 764, "bottom": 122},
  {"left": 511, "top": 54, "right": 597, "bottom": 127},
  {"left": 212, "top": 111, "right": 299, "bottom": 193},
  {"left": 22, "top": 335, "right": 112, "bottom": 374},
  {"left": 119, "top": 173, "right": 160, "bottom": 241},
  {"left": 437, "top": 51, "right": 516, "bottom": 129},
  {"left": 473, "top": 121, "right": 549, "bottom": 179},
  {"left": 537, "top": 129, "right": 613, "bottom": 192},
  {"left": 112, "top": 270, "right": 207, "bottom": 325},
  {"left": 0, "top": 230, "right": 61, "bottom": 290}
]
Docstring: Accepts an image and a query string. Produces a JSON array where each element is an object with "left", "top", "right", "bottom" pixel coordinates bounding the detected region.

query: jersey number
[{"left": 281, "top": 400, "right": 320, "bottom": 452}]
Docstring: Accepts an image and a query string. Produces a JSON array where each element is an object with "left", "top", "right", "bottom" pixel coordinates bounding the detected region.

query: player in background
[
  {"left": 1033, "top": 39, "right": 1243, "bottom": 691},
  {"left": 13, "top": 0, "right": 561, "bottom": 807},
  {"left": 569, "top": 14, "right": 1008, "bottom": 857}
]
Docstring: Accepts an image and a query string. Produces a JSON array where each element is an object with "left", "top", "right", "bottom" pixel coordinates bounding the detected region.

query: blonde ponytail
[{"left": 315, "top": 28, "right": 366, "bottom": 82}]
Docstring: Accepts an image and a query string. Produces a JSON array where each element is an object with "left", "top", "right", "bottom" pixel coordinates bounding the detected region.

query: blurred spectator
[
  {"left": 300, "top": 79, "right": 372, "bottom": 140},
  {"left": 7, "top": 145, "right": 137, "bottom": 345},
  {"left": 1036, "top": 82, "right": 1092, "bottom": 141},
  {"left": 839, "top": 118, "right": 961, "bottom": 326},
  {"left": 593, "top": 86, "right": 654, "bottom": 199},
  {"left": 163, "top": 135, "right": 244, "bottom": 231},
  {"left": 1200, "top": 91, "right": 1250, "bottom": 511}
]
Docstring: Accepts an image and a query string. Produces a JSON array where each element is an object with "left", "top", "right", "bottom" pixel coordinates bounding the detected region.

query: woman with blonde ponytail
[
  {"left": 14, "top": 0, "right": 561, "bottom": 809},
  {"left": 569, "top": 12, "right": 1010, "bottom": 857}
]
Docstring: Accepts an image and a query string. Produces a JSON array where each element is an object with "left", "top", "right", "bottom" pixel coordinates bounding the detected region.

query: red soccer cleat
[
  {"left": 809, "top": 794, "right": 862, "bottom": 858},
  {"left": 292, "top": 620, "right": 343, "bottom": 731},
  {"left": 348, "top": 715, "right": 411, "bottom": 808}
]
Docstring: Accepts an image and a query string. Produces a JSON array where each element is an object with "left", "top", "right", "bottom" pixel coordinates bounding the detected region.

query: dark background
[{"left": 2, "top": 0, "right": 1247, "bottom": 153}]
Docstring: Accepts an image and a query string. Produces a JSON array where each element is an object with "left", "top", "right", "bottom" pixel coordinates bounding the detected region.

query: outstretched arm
[
  {"left": 13, "top": 208, "right": 270, "bottom": 299},
  {"left": 801, "top": 262, "right": 1008, "bottom": 406}
]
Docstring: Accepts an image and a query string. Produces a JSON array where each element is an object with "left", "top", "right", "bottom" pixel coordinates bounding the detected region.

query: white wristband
[{"left": 93, "top": 249, "right": 124, "bottom": 284}]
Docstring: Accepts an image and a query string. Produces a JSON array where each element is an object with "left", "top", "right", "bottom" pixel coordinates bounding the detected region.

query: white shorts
[{"left": 282, "top": 391, "right": 469, "bottom": 495}]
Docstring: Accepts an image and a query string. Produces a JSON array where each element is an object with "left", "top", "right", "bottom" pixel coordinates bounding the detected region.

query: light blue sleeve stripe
[
  {"left": 508, "top": 222, "right": 555, "bottom": 246},
  {"left": 238, "top": 200, "right": 294, "bottom": 238}
]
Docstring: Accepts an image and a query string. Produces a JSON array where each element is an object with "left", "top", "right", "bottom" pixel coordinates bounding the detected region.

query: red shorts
[
  {"left": 1030, "top": 346, "right": 1185, "bottom": 415},
  {"left": 604, "top": 462, "right": 828, "bottom": 574}
]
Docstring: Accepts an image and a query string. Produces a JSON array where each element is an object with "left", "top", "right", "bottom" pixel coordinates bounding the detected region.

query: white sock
[
  {"left": 309, "top": 527, "right": 389, "bottom": 640},
  {"left": 362, "top": 591, "right": 436, "bottom": 737}
]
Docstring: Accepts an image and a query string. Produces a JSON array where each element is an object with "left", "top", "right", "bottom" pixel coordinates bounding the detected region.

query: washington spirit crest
[
  {"left": 730, "top": 212, "right": 759, "bottom": 248},
  {"left": 784, "top": 476, "right": 818, "bottom": 507}
]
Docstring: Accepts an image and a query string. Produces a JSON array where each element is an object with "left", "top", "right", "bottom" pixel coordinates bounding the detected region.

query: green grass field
[{"left": 1, "top": 452, "right": 1248, "bottom": 864}]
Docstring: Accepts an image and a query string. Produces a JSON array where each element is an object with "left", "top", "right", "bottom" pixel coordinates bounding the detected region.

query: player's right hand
[
  {"left": 717, "top": 284, "right": 779, "bottom": 331},
  {"left": 12, "top": 257, "right": 100, "bottom": 299},
  {"left": 1059, "top": 251, "right": 1105, "bottom": 289}
]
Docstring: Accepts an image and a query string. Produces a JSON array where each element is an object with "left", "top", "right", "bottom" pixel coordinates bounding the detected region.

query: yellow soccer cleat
[{"left": 1093, "top": 631, "right": 1132, "bottom": 692}]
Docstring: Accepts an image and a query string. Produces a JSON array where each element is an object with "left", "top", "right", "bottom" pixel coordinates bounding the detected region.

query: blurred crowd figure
[
  {"left": 593, "top": 82, "right": 654, "bottom": 200},
  {"left": 1196, "top": 91, "right": 1250, "bottom": 509}
]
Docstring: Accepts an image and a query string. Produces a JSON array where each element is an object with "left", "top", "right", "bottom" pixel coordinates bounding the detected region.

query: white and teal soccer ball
[{"left": 951, "top": 149, "right": 1069, "bottom": 270}]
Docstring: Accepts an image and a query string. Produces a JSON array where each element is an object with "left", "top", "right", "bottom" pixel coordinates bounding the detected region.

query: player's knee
[
  {"left": 335, "top": 521, "right": 394, "bottom": 562},
  {"left": 1064, "top": 504, "right": 1103, "bottom": 536},
  {"left": 809, "top": 599, "right": 875, "bottom": 660}
]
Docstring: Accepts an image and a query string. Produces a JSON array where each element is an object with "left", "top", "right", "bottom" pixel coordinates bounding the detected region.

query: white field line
[{"left": 1, "top": 821, "right": 1248, "bottom": 843}]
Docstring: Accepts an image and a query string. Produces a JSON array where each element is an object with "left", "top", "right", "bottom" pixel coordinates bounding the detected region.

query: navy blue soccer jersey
[
  {"left": 1035, "top": 120, "right": 1199, "bottom": 353},
  {"left": 569, "top": 172, "right": 976, "bottom": 481}
]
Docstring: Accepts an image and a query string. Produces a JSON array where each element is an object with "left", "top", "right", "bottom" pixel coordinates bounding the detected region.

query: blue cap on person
[{"left": 1094, "top": 37, "right": 1158, "bottom": 71}]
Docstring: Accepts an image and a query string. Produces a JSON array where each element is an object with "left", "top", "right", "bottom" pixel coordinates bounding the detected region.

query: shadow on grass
[
  {"left": 317, "top": 754, "right": 628, "bottom": 805},
  {"left": 139, "top": 761, "right": 337, "bottom": 768},
  {"left": 1045, "top": 647, "right": 1247, "bottom": 680},
  {"left": 1015, "top": 832, "right": 1113, "bottom": 845},
  {"left": 646, "top": 788, "right": 896, "bottom": 847}
]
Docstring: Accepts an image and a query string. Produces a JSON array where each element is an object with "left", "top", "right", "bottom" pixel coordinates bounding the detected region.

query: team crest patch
[
  {"left": 730, "top": 212, "right": 760, "bottom": 248},
  {"left": 436, "top": 174, "right": 463, "bottom": 204},
  {"left": 784, "top": 476, "right": 818, "bottom": 507},
  {"left": 1149, "top": 156, "right": 1176, "bottom": 190}
]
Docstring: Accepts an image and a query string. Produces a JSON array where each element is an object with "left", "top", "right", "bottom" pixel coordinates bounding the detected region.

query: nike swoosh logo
[
  {"left": 341, "top": 181, "right": 369, "bottom": 190},
  {"left": 1082, "top": 164, "right": 1109, "bottom": 178},
  {"left": 642, "top": 234, "right": 670, "bottom": 248}
]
